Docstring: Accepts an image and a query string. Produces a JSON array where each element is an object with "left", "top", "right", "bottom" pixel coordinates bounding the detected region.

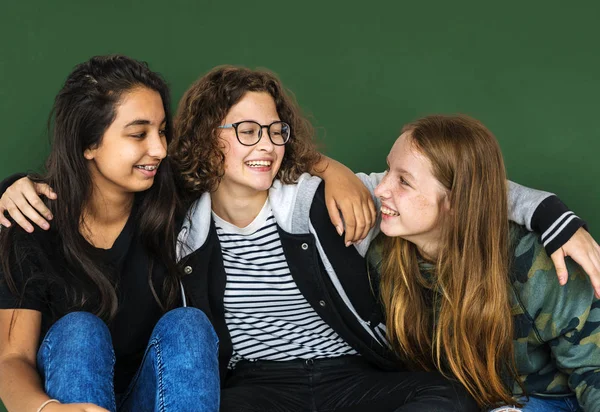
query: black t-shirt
[{"left": 0, "top": 208, "right": 169, "bottom": 394}]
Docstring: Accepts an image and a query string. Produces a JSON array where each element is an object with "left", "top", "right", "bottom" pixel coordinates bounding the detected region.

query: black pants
[{"left": 220, "top": 356, "right": 478, "bottom": 412}]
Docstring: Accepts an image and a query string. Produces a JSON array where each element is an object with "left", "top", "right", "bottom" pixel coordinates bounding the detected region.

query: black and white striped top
[{"left": 213, "top": 201, "right": 356, "bottom": 369}]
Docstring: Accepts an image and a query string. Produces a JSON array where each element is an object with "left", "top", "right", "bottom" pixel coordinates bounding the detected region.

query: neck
[
  {"left": 83, "top": 189, "right": 134, "bottom": 228},
  {"left": 416, "top": 242, "right": 440, "bottom": 262},
  {"left": 406, "top": 234, "right": 442, "bottom": 262},
  {"left": 211, "top": 186, "right": 268, "bottom": 228}
]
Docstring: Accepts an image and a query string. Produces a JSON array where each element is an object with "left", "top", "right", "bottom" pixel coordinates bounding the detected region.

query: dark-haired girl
[{"left": 0, "top": 56, "right": 219, "bottom": 412}]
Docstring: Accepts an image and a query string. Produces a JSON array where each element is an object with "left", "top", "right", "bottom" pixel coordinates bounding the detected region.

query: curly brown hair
[{"left": 171, "top": 65, "right": 321, "bottom": 199}]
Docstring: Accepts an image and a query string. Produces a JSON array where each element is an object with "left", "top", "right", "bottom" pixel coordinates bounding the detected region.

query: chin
[
  {"left": 253, "top": 183, "right": 273, "bottom": 192},
  {"left": 379, "top": 222, "right": 406, "bottom": 238},
  {"left": 250, "top": 177, "right": 276, "bottom": 192},
  {"left": 131, "top": 181, "right": 155, "bottom": 193}
]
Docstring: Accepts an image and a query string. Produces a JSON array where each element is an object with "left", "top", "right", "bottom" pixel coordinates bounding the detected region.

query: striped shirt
[{"left": 213, "top": 201, "right": 356, "bottom": 369}]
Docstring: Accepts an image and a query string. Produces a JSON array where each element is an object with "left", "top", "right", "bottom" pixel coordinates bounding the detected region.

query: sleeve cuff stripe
[
  {"left": 542, "top": 214, "right": 579, "bottom": 247},
  {"left": 541, "top": 211, "right": 575, "bottom": 241}
]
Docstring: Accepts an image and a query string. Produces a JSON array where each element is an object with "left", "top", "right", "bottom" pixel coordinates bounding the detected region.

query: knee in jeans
[
  {"left": 39, "top": 311, "right": 113, "bottom": 371},
  {"left": 154, "top": 307, "right": 217, "bottom": 344},
  {"left": 47, "top": 311, "right": 111, "bottom": 349}
]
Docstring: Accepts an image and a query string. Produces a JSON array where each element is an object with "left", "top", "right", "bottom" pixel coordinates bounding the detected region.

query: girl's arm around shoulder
[
  {"left": 0, "top": 174, "right": 56, "bottom": 233},
  {"left": 512, "top": 228, "right": 600, "bottom": 411},
  {"left": 309, "top": 156, "right": 377, "bottom": 245},
  {"left": 508, "top": 181, "right": 600, "bottom": 297}
]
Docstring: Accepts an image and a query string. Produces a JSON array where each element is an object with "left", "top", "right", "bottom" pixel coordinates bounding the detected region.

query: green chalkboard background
[{"left": 0, "top": 1, "right": 598, "bottom": 409}]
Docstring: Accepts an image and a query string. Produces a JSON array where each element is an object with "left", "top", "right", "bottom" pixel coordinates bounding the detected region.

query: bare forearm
[
  {"left": 310, "top": 155, "right": 351, "bottom": 179},
  {"left": 0, "top": 357, "right": 51, "bottom": 411}
]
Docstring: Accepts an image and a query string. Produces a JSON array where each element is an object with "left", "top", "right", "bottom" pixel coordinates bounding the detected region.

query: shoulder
[
  {"left": 366, "top": 237, "right": 384, "bottom": 272},
  {"left": 355, "top": 171, "right": 385, "bottom": 195},
  {"left": 177, "top": 192, "right": 214, "bottom": 260},
  {"left": 270, "top": 173, "right": 320, "bottom": 207},
  {"left": 509, "top": 223, "right": 595, "bottom": 332},
  {"left": 269, "top": 173, "right": 322, "bottom": 233},
  {"left": 510, "top": 223, "right": 588, "bottom": 291},
  {"left": 3, "top": 225, "right": 55, "bottom": 259},
  {"left": 0, "top": 226, "right": 55, "bottom": 304}
]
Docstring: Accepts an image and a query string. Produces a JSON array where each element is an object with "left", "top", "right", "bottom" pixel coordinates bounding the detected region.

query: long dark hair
[{"left": 0, "top": 55, "right": 182, "bottom": 322}]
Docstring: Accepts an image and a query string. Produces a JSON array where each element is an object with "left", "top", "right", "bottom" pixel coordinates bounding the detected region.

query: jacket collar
[{"left": 177, "top": 173, "right": 318, "bottom": 260}]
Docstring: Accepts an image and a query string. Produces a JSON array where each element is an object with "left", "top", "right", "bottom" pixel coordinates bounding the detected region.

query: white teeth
[
  {"left": 135, "top": 165, "right": 158, "bottom": 171},
  {"left": 381, "top": 206, "right": 399, "bottom": 216},
  {"left": 246, "top": 160, "right": 272, "bottom": 167}
]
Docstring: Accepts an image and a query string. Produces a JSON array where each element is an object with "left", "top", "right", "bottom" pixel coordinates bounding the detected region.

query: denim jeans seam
[
  {"left": 109, "top": 353, "right": 117, "bottom": 412},
  {"left": 40, "top": 336, "right": 53, "bottom": 394},
  {"left": 153, "top": 336, "right": 166, "bottom": 412}
]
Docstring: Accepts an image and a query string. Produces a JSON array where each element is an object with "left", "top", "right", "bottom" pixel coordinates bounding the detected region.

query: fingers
[
  {"left": 564, "top": 228, "right": 600, "bottom": 298},
  {"left": 5, "top": 195, "right": 49, "bottom": 231},
  {"left": 0, "top": 178, "right": 54, "bottom": 231},
  {"left": 339, "top": 201, "right": 356, "bottom": 245},
  {"left": 573, "top": 250, "right": 600, "bottom": 299},
  {"left": 86, "top": 406, "right": 111, "bottom": 412},
  {"left": 329, "top": 195, "right": 373, "bottom": 245},
  {"left": 34, "top": 182, "right": 57, "bottom": 200},
  {"left": 550, "top": 250, "right": 569, "bottom": 286},
  {"left": 344, "top": 203, "right": 367, "bottom": 245},
  {"left": 28, "top": 184, "right": 54, "bottom": 221},
  {"left": 0, "top": 203, "right": 11, "bottom": 228},
  {"left": 587, "top": 244, "right": 600, "bottom": 298},
  {"left": 76, "top": 404, "right": 111, "bottom": 412},
  {"left": 325, "top": 198, "right": 344, "bottom": 237},
  {"left": 1, "top": 198, "right": 35, "bottom": 232},
  {"left": 590, "top": 241, "right": 600, "bottom": 278},
  {"left": 367, "top": 195, "right": 377, "bottom": 228},
  {"left": 354, "top": 193, "right": 375, "bottom": 242},
  {"left": 362, "top": 195, "right": 376, "bottom": 232}
]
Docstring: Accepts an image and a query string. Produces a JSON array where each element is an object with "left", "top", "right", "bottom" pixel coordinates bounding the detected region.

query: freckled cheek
[
  {"left": 413, "top": 194, "right": 434, "bottom": 210},
  {"left": 400, "top": 194, "right": 436, "bottom": 221}
]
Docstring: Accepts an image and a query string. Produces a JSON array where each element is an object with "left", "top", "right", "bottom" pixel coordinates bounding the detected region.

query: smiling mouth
[
  {"left": 381, "top": 206, "right": 399, "bottom": 217},
  {"left": 245, "top": 160, "right": 272, "bottom": 168},
  {"left": 134, "top": 164, "right": 159, "bottom": 171}
]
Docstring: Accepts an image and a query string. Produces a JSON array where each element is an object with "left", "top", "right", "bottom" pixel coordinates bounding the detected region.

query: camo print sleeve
[{"left": 510, "top": 225, "right": 600, "bottom": 412}]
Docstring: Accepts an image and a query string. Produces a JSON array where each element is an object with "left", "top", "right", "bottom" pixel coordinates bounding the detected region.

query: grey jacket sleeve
[
  {"left": 507, "top": 180, "right": 553, "bottom": 231},
  {"left": 353, "top": 172, "right": 385, "bottom": 257}
]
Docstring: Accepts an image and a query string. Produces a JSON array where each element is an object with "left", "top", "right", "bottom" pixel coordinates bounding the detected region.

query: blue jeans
[
  {"left": 490, "top": 395, "right": 581, "bottom": 412},
  {"left": 519, "top": 395, "right": 581, "bottom": 412},
  {"left": 37, "top": 308, "right": 220, "bottom": 411}
]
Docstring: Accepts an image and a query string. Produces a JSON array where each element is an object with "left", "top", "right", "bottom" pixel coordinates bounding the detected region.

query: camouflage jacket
[
  {"left": 366, "top": 224, "right": 600, "bottom": 411},
  {"left": 509, "top": 224, "right": 600, "bottom": 411}
]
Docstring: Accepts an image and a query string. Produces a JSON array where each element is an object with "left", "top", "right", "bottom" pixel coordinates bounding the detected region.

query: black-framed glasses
[{"left": 217, "top": 120, "right": 291, "bottom": 146}]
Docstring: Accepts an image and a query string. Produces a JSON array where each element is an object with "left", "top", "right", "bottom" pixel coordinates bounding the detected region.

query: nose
[
  {"left": 374, "top": 172, "right": 390, "bottom": 199},
  {"left": 256, "top": 127, "right": 275, "bottom": 152},
  {"left": 148, "top": 131, "right": 167, "bottom": 160}
]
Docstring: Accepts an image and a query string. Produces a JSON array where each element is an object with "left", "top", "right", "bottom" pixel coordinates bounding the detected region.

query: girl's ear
[
  {"left": 83, "top": 143, "right": 99, "bottom": 160},
  {"left": 83, "top": 147, "right": 95, "bottom": 160},
  {"left": 218, "top": 134, "right": 230, "bottom": 154},
  {"left": 441, "top": 191, "right": 452, "bottom": 213}
]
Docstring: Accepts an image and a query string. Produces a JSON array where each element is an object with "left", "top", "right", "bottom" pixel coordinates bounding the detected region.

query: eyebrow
[
  {"left": 226, "top": 117, "right": 281, "bottom": 124},
  {"left": 386, "top": 159, "right": 416, "bottom": 181},
  {"left": 397, "top": 168, "right": 416, "bottom": 181},
  {"left": 124, "top": 118, "right": 167, "bottom": 128}
]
